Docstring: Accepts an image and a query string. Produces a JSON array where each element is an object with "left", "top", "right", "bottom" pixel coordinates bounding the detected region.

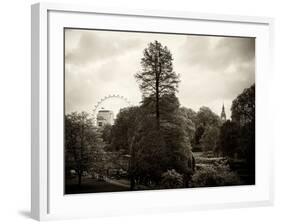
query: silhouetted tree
[
  {"left": 231, "top": 84, "right": 255, "bottom": 184},
  {"left": 219, "top": 120, "right": 240, "bottom": 157},
  {"left": 135, "top": 40, "right": 180, "bottom": 129},
  {"left": 128, "top": 41, "right": 196, "bottom": 189},
  {"left": 65, "top": 112, "right": 103, "bottom": 186},
  {"left": 231, "top": 84, "right": 255, "bottom": 126}
]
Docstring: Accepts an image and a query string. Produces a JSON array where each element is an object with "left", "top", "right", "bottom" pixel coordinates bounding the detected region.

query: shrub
[
  {"left": 160, "top": 169, "right": 184, "bottom": 189},
  {"left": 190, "top": 160, "right": 241, "bottom": 187}
]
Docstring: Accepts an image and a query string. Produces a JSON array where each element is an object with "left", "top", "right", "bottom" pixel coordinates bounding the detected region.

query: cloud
[
  {"left": 65, "top": 47, "right": 143, "bottom": 114},
  {"left": 176, "top": 35, "right": 255, "bottom": 116},
  {"left": 180, "top": 36, "right": 255, "bottom": 71},
  {"left": 64, "top": 29, "right": 255, "bottom": 119},
  {"left": 65, "top": 29, "right": 142, "bottom": 66}
]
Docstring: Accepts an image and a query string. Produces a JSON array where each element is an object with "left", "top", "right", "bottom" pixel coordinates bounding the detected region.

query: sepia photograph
[{"left": 64, "top": 28, "right": 255, "bottom": 194}]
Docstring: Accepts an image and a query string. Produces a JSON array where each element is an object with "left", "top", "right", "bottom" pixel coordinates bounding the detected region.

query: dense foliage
[
  {"left": 191, "top": 159, "right": 241, "bottom": 187},
  {"left": 65, "top": 112, "right": 104, "bottom": 186},
  {"left": 160, "top": 169, "right": 184, "bottom": 189},
  {"left": 217, "top": 84, "right": 255, "bottom": 184}
]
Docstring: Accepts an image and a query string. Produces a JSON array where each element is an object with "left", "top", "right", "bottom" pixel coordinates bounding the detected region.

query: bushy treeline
[
  {"left": 189, "top": 84, "right": 255, "bottom": 185},
  {"left": 108, "top": 96, "right": 195, "bottom": 189}
]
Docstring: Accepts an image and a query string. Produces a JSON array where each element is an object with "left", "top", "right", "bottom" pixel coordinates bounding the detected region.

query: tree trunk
[
  {"left": 129, "top": 136, "right": 136, "bottom": 190},
  {"left": 78, "top": 121, "right": 84, "bottom": 188},
  {"left": 130, "top": 176, "right": 135, "bottom": 190},
  {"left": 156, "top": 93, "right": 160, "bottom": 129},
  {"left": 155, "top": 71, "right": 160, "bottom": 130},
  {"left": 184, "top": 175, "right": 190, "bottom": 188},
  {"left": 78, "top": 172, "right": 82, "bottom": 187}
]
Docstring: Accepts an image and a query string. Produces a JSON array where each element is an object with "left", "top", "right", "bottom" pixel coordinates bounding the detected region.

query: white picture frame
[{"left": 31, "top": 2, "right": 274, "bottom": 221}]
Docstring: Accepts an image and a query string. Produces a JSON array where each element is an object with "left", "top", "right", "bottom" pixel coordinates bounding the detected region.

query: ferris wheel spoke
[{"left": 92, "top": 94, "right": 133, "bottom": 126}]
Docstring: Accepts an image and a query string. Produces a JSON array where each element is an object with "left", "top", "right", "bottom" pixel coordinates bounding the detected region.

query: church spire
[{"left": 221, "top": 103, "right": 226, "bottom": 122}]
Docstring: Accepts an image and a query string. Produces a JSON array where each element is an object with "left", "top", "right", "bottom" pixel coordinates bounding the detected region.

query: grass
[{"left": 65, "top": 176, "right": 130, "bottom": 194}]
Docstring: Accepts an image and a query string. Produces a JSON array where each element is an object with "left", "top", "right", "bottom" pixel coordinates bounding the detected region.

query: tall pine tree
[{"left": 135, "top": 40, "right": 180, "bottom": 129}]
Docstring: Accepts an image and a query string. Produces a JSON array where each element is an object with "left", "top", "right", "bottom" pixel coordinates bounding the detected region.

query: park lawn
[{"left": 65, "top": 176, "right": 130, "bottom": 194}]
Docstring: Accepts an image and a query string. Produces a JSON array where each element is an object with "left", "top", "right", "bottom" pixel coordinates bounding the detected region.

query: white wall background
[{"left": 0, "top": 0, "right": 280, "bottom": 223}]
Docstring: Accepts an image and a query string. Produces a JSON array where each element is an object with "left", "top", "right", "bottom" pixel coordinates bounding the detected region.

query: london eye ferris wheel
[{"left": 92, "top": 94, "right": 132, "bottom": 126}]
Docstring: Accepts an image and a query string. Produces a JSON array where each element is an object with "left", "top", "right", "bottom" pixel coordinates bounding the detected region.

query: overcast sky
[{"left": 65, "top": 29, "right": 255, "bottom": 119}]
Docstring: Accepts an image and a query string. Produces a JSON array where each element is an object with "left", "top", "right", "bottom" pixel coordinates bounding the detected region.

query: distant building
[
  {"left": 220, "top": 103, "right": 226, "bottom": 123},
  {"left": 97, "top": 110, "right": 114, "bottom": 127}
]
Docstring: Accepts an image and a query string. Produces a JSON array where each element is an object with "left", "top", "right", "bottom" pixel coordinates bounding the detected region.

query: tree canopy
[
  {"left": 218, "top": 84, "right": 255, "bottom": 184},
  {"left": 135, "top": 40, "right": 180, "bottom": 129},
  {"left": 129, "top": 41, "right": 195, "bottom": 188},
  {"left": 192, "top": 106, "right": 221, "bottom": 152},
  {"left": 231, "top": 84, "right": 255, "bottom": 126},
  {"left": 65, "top": 112, "right": 104, "bottom": 186}
]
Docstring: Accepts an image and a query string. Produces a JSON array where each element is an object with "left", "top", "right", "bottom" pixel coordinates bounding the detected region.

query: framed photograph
[{"left": 31, "top": 2, "right": 274, "bottom": 221}]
